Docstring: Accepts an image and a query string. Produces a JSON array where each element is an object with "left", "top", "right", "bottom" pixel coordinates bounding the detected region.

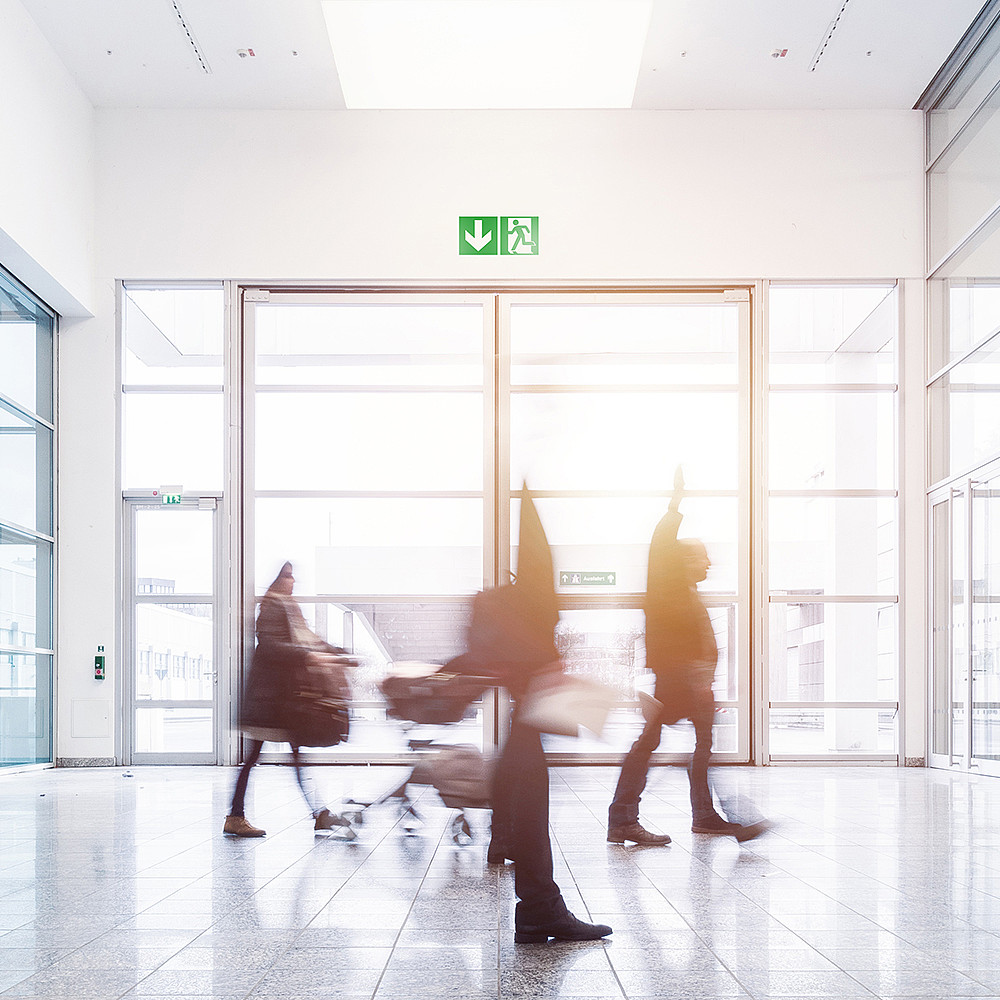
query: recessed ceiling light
[{"left": 322, "top": 0, "right": 653, "bottom": 109}]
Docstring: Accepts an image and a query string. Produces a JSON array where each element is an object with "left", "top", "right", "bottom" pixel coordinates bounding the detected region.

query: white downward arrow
[{"left": 465, "top": 219, "right": 493, "bottom": 251}]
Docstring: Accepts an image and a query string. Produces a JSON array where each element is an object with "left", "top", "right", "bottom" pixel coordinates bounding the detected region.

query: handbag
[
  {"left": 286, "top": 688, "right": 350, "bottom": 747},
  {"left": 517, "top": 669, "right": 616, "bottom": 738},
  {"left": 285, "top": 653, "right": 353, "bottom": 747}
]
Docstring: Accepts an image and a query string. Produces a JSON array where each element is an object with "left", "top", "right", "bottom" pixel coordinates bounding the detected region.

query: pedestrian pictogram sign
[
  {"left": 501, "top": 216, "right": 538, "bottom": 255},
  {"left": 459, "top": 215, "right": 538, "bottom": 255}
]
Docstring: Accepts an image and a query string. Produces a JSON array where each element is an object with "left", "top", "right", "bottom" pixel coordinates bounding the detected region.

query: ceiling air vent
[
  {"left": 168, "top": 0, "right": 212, "bottom": 74},
  {"left": 810, "top": 0, "right": 853, "bottom": 73}
]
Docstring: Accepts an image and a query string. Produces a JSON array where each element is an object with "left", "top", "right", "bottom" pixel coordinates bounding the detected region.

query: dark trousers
[
  {"left": 609, "top": 685, "right": 717, "bottom": 828},
  {"left": 491, "top": 713, "right": 564, "bottom": 925},
  {"left": 230, "top": 739, "right": 322, "bottom": 817}
]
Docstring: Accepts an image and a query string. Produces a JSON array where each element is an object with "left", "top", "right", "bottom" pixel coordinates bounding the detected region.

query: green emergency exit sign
[
  {"left": 161, "top": 493, "right": 182, "bottom": 505},
  {"left": 460, "top": 216, "right": 538, "bottom": 255}
]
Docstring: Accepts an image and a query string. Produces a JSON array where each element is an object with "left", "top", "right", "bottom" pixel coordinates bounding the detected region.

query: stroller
[{"left": 342, "top": 663, "right": 495, "bottom": 844}]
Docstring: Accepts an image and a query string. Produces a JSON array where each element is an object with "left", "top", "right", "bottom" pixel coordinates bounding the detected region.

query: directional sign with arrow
[{"left": 459, "top": 216, "right": 498, "bottom": 255}]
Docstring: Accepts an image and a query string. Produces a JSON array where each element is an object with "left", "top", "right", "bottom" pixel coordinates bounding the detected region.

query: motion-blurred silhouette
[
  {"left": 224, "top": 561, "right": 354, "bottom": 838},
  {"left": 608, "top": 468, "right": 770, "bottom": 845},
  {"left": 449, "top": 486, "right": 612, "bottom": 943}
]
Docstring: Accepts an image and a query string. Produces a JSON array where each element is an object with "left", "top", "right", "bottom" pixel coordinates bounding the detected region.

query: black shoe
[
  {"left": 607, "top": 821, "right": 671, "bottom": 845},
  {"left": 514, "top": 911, "right": 612, "bottom": 944},
  {"left": 691, "top": 814, "right": 744, "bottom": 836}
]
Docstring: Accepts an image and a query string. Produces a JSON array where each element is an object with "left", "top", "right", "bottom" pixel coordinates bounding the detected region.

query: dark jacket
[
  {"left": 239, "top": 593, "right": 317, "bottom": 741},
  {"left": 644, "top": 509, "right": 717, "bottom": 724}
]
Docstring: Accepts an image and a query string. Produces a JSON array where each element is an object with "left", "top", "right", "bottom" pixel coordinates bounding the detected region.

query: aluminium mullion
[
  {"left": 0, "top": 519, "right": 54, "bottom": 544},
  {"left": 766, "top": 384, "right": 898, "bottom": 393},
  {"left": 768, "top": 595, "right": 898, "bottom": 604},
  {"left": 926, "top": 323, "right": 1000, "bottom": 387},
  {"left": 967, "top": 477, "right": 976, "bottom": 767},
  {"left": 0, "top": 392, "right": 54, "bottom": 431},
  {"left": 121, "top": 385, "right": 224, "bottom": 394},
  {"left": 253, "top": 385, "right": 483, "bottom": 394},
  {"left": 509, "top": 384, "right": 740, "bottom": 394}
]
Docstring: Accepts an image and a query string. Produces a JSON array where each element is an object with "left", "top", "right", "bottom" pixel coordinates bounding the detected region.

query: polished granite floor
[{"left": 1, "top": 762, "right": 1000, "bottom": 999}]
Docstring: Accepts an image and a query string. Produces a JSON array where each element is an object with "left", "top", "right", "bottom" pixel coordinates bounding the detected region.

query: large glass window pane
[
  {"left": 135, "top": 603, "right": 214, "bottom": 700},
  {"left": 769, "top": 497, "right": 897, "bottom": 595},
  {"left": 123, "top": 286, "right": 224, "bottom": 386},
  {"left": 769, "top": 392, "right": 895, "bottom": 490},
  {"left": 0, "top": 652, "right": 51, "bottom": 765},
  {"left": 0, "top": 276, "right": 53, "bottom": 420},
  {"left": 135, "top": 707, "right": 212, "bottom": 754},
  {"left": 135, "top": 509, "right": 214, "bottom": 595},
  {"left": 254, "top": 302, "right": 485, "bottom": 387},
  {"left": 769, "top": 708, "right": 897, "bottom": 756},
  {"left": 928, "top": 333, "right": 1000, "bottom": 482},
  {"left": 973, "top": 476, "right": 1000, "bottom": 763},
  {"left": 255, "top": 392, "right": 482, "bottom": 492},
  {"left": 929, "top": 104, "right": 1000, "bottom": 269},
  {"left": 928, "top": 32, "right": 1000, "bottom": 162},
  {"left": 549, "top": 606, "right": 738, "bottom": 754},
  {"left": 0, "top": 403, "right": 52, "bottom": 534},
  {"left": 256, "top": 497, "right": 484, "bottom": 596},
  {"left": 934, "top": 281, "right": 1000, "bottom": 370},
  {"left": 512, "top": 496, "right": 739, "bottom": 596},
  {"left": 510, "top": 391, "right": 739, "bottom": 492},
  {"left": 768, "top": 285, "right": 896, "bottom": 384},
  {"left": 0, "top": 527, "right": 52, "bottom": 651},
  {"left": 123, "top": 393, "right": 224, "bottom": 490},
  {"left": 509, "top": 302, "right": 739, "bottom": 386},
  {"left": 769, "top": 602, "right": 896, "bottom": 702}
]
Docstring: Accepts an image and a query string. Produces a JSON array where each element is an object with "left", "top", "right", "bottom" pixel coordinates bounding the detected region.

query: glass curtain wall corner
[{"left": 0, "top": 265, "right": 55, "bottom": 766}]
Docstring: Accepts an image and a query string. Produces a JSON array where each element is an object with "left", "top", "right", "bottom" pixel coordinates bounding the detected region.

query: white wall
[
  {"left": 0, "top": 0, "right": 94, "bottom": 317},
  {"left": 48, "top": 106, "right": 929, "bottom": 763},
  {"left": 95, "top": 109, "right": 924, "bottom": 281}
]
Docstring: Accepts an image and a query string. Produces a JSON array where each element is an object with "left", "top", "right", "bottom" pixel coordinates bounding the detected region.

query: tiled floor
[{"left": 2, "top": 762, "right": 1000, "bottom": 998}]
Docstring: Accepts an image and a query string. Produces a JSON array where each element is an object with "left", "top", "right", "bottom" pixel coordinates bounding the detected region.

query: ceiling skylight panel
[{"left": 322, "top": 0, "right": 653, "bottom": 109}]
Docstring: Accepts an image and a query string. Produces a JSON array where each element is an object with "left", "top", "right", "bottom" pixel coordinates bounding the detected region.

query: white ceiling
[{"left": 17, "top": 0, "right": 988, "bottom": 111}]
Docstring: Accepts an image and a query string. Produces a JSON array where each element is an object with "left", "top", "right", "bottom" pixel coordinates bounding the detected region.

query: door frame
[
  {"left": 928, "top": 462, "right": 1000, "bottom": 777},
  {"left": 121, "top": 493, "right": 226, "bottom": 764}
]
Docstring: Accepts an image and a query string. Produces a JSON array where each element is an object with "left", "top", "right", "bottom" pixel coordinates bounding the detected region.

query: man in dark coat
[
  {"left": 608, "top": 469, "right": 768, "bottom": 844},
  {"left": 452, "top": 487, "right": 612, "bottom": 943}
]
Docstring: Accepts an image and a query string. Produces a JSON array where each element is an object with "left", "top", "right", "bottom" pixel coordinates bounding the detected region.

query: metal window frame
[{"left": 761, "top": 280, "right": 902, "bottom": 764}]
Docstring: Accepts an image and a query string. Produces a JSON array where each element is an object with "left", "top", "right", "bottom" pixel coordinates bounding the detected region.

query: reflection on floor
[{"left": 1, "top": 763, "right": 999, "bottom": 998}]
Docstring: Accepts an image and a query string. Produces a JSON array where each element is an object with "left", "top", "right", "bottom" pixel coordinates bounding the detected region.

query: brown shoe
[
  {"left": 607, "top": 821, "right": 671, "bottom": 845},
  {"left": 223, "top": 815, "right": 266, "bottom": 838}
]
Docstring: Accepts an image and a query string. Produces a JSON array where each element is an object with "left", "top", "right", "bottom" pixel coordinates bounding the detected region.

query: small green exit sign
[
  {"left": 161, "top": 494, "right": 182, "bottom": 505},
  {"left": 460, "top": 216, "right": 538, "bottom": 255}
]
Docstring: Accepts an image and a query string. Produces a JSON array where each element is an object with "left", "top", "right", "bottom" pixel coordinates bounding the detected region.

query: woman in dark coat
[{"left": 223, "top": 561, "right": 352, "bottom": 838}]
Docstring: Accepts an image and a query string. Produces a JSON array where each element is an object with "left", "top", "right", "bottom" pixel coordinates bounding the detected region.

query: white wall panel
[
  {"left": 0, "top": 0, "right": 94, "bottom": 316},
  {"left": 95, "top": 109, "right": 924, "bottom": 282}
]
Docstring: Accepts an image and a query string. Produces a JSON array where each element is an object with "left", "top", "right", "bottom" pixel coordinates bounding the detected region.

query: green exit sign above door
[{"left": 459, "top": 216, "right": 538, "bottom": 256}]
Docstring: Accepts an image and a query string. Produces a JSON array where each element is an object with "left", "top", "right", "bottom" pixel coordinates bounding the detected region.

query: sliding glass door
[{"left": 242, "top": 288, "right": 751, "bottom": 763}]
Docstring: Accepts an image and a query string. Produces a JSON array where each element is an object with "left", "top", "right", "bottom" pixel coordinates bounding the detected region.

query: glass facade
[
  {"left": 118, "top": 282, "right": 906, "bottom": 765},
  {"left": 0, "top": 267, "right": 55, "bottom": 766},
  {"left": 767, "top": 284, "right": 899, "bottom": 758},
  {"left": 925, "top": 17, "right": 1000, "bottom": 775}
]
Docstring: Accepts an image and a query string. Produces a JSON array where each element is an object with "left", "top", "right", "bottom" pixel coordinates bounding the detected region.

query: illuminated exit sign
[
  {"left": 161, "top": 493, "right": 182, "bottom": 505},
  {"left": 459, "top": 216, "right": 538, "bottom": 255}
]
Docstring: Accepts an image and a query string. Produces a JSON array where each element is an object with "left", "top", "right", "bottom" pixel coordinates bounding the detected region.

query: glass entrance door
[
  {"left": 241, "top": 288, "right": 752, "bottom": 763},
  {"left": 124, "top": 497, "right": 223, "bottom": 764},
  {"left": 929, "top": 468, "right": 1000, "bottom": 776},
  {"left": 501, "top": 292, "right": 751, "bottom": 761}
]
